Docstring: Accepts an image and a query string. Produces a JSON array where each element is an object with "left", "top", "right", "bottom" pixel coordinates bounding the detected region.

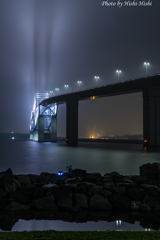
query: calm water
[{"left": 0, "top": 140, "right": 160, "bottom": 232}]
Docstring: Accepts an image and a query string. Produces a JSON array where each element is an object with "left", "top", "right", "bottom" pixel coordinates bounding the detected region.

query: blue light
[{"left": 57, "top": 171, "right": 63, "bottom": 176}]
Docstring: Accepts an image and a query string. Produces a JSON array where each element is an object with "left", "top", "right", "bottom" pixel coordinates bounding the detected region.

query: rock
[
  {"left": 0, "top": 187, "right": 7, "bottom": 198},
  {"left": 20, "top": 184, "right": 36, "bottom": 192},
  {"left": 54, "top": 186, "right": 73, "bottom": 209},
  {"left": 140, "top": 204, "right": 150, "bottom": 212},
  {"left": 1, "top": 168, "right": 13, "bottom": 175},
  {"left": 42, "top": 183, "right": 58, "bottom": 189},
  {"left": 83, "top": 182, "right": 96, "bottom": 190},
  {"left": 140, "top": 163, "right": 160, "bottom": 181},
  {"left": 90, "top": 185, "right": 103, "bottom": 195},
  {"left": 10, "top": 190, "right": 31, "bottom": 205},
  {"left": 104, "top": 172, "right": 120, "bottom": 177},
  {"left": 89, "top": 194, "right": 112, "bottom": 211},
  {"left": 141, "top": 184, "right": 158, "bottom": 191},
  {"left": 40, "top": 173, "right": 57, "bottom": 183},
  {"left": 83, "top": 173, "right": 102, "bottom": 184},
  {"left": 31, "top": 188, "right": 45, "bottom": 200},
  {"left": 131, "top": 175, "right": 147, "bottom": 185},
  {"left": 101, "top": 190, "right": 112, "bottom": 198},
  {"left": 109, "top": 194, "right": 130, "bottom": 210},
  {"left": 127, "top": 188, "right": 145, "bottom": 201},
  {"left": 74, "top": 185, "right": 88, "bottom": 195},
  {"left": 0, "top": 175, "right": 21, "bottom": 193},
  {"left": 71, "top": 169, "right": 86, "bottom": 178},
  {"left": 103, "top": 182, "right": 114, "bottom": 190},
  {"left": 31, "top": 194, "right": 58, "bottom": 211},
  {"left": 113, "top": 187, "right": 126, "bottom": 195},
  {"left": 143, "top": 192, "right": 160, "bottom": 211},
  {"left": 74, "top": 193, "right": 88, "bottom": 209},
  {"left": 131, "top": 201, "right": 141, "bottom": 211},
  {"left": 16, "top": 175, "right": 31, "bottom": 185},
  {"left": 29, "top": 175, "right": 48, "bottom": 187},
  {"left": 65, "top": 184, "right": 77, "bottom": 188},
  {"left": 5, "top": 202, "right": 30, "bottom": 211},
  {"left": 0, "top": 199, "right": 7, "bottom": 210}
]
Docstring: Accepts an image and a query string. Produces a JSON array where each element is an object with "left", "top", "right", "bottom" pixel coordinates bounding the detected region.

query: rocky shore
[{"left": 1, "top": 163, "right": 160, "bottom": 213}]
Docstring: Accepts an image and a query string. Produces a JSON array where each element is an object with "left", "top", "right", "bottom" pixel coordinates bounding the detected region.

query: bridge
[{"left": 30, "top": 73, "right": 160, "bottom": 147}]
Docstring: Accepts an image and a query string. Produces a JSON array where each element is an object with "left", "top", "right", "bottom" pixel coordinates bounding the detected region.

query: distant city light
[
  {"left": 55, "top": 88, "right": 59, "bottom": 91},
  {"left": 12, "top": 137, "right": 15, "bottom": 140}
]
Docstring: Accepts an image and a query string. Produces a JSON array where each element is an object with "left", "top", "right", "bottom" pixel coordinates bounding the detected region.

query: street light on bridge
[
  {"left": 55, "top": 88, "right": 59, "bottom": 94},
  {"left": 77, "top": 81, "right": 82, "bottom": 89},
  {"left": 144, "top": 62, "right": 150, "bottom": 75},
  {"left": 116, "top": 70, "right": 121, "bottom": 80},
  {"left": 94, "top": 76, "right": 100, "bottom": 87},
  {"left": 64, "top": 85, "right": 69, "bottom": 93}
]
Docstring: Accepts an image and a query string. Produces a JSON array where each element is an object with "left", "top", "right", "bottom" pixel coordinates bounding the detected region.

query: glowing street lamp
[
  {"left": 144, "top": 62, "right": 150, "bottom": 74},
  {"left": 116, "top": 70, "right": 121, "bottom": 79},
  {"left": 77, "top": 81, "right": 82, "bottom": 89},
  {"left": 64, "top": 85, "right": 69, "bottom": 93},
  {"left": 94, "top": 76, "right": 100, "bottom": 86},
  {"left": 55, "top": 88, "right": 59, "bottom": 91}
]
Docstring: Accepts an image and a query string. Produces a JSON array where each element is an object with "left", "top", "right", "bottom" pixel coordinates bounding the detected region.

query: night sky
[{"left": 0, "top": 0, "right": 160, "bottom": 137}]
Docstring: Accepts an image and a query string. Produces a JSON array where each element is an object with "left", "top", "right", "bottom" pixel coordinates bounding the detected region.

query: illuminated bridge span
[{"left": 30, "top": 74, "right": 160, "bottom": 147}]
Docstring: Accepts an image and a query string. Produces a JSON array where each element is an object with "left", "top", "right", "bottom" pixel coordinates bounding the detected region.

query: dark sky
[{"left": 0, "top": 0, "right": 160, "bottom": 137}]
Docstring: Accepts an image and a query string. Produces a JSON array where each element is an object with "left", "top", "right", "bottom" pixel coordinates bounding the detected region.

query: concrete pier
[
  {"left": 66, "top": 100, "right": 78, "bottom": 145},
  {"left": 143, "top": 86, "right": 160, "bottom": 147}
]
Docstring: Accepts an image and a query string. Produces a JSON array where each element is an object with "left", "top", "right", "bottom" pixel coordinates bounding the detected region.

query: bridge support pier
[
  {"left": 143, "top": 86, "right": 160, "bottom": 147},
  {"left": 66, "top": 100, "right": 78, "bottom": 145},
  {"left": 31, "top": 116, "right": 57, "bottom": 142}
]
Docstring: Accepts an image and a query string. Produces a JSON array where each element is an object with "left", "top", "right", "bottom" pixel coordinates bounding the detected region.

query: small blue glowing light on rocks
[{"left": 58, "top": 171, "right": 63, "bottom": 176}]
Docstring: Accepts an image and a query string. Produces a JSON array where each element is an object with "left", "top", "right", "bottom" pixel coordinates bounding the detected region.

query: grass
[{"left": 0, "top": 231, "right": 160, "bottom": 240}]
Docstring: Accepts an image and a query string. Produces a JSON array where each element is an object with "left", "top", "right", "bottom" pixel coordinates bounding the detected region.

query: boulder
[
  {"left": 31, "top": 188, "right": 45, "bottom": 200},
  {"left": 31, "top": 194, "right": 58, "bottom": 211},
  {"left": 0, "top": 175, "right": 21, "bottom": 193},
  {"left": 127, "top": 187, "right": 145, "bottom": 201},
  {"left": 74, "top": 185, "right": 88, "bottom": 195},
  {"left": 0, "top": 187, "right": 7, "bottom": 198},
  {"left": 71, "top": 169, "right": 86, "bottom": 178},
  {"left": 16, "top": 175, "right": 31, "bottom": 185},
  {"left": 143, "top": 192, "right": 160, "bottom": 211},
  {"left": 89, "top": 194, "right": 112, "bottom": 211},
  {"left": 101, "top": 190, "right": 112, "bottom": 198},
  {"left": 131, "top": 201, "right": 141, "bottom": 211},
  {"left": 109, "top": 194, "right": 130, "bottom": 210},
  {"left": 29, "top": 174, "right": 48, "bottom": 187},
  {"left": 141, "top": 184, "right": 158, "bottom": 191},
  {"left": 83, "top": 173, "right": 102, "bottom": 184},
  {"left": 5, "top": 202, "right": 30, "bottom": 211},
  {"left": 140, "top": 163, "right": 160, "bottom": 181},
  {"left": 130, "top": 175, "right": 147, "bottom": 185},
  {"left": 1, "top": 168, "right": 13, "bottom": 175},
  {"left": 10, "top": 190, "right": 31, "bottom": 205},
  {"left": 54, "top": 186, "right": 73, "bottom": 209},
  {"left": 90, "top": 185, "right": 103, "bottom": 195},
  {"left": 40, "top": 173, "right": 57, "bottom": 183},
  {"left": 140, "top": 204, "right": 150, "bottom": 212},
  {"left": 74, "top": 193, "right": 88, "bottom": 209},
  {"left": 0, "top": 199, "right": 7, "bottom": 210},
  {"left": 112, "top": 187, "right": 126, "bottom": 195}
]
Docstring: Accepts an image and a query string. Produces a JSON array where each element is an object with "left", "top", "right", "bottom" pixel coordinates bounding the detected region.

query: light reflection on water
[
  {"left": 0, "top": 140, "right": 160, "bottom": 232},
  {"left": 0, "top": 140, "right": 160, "bottom": 176},
  {"left": 0, "top": 219, "right": 147, "bottom": 232}
]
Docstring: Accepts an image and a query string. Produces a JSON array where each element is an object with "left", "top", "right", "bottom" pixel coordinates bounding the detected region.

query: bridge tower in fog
[{"left": 30, "top": 91, "right": 57, "bottom": 142}]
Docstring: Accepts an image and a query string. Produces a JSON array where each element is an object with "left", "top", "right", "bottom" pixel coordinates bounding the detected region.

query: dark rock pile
[{"left": 1, "top": 163, "right": 160, "bottom": 212}]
